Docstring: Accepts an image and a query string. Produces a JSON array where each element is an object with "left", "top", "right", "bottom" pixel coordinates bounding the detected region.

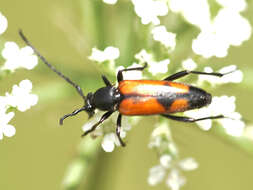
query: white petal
[
  {"left": 209, "top": 96, "right": 236, "bottom": 116},
  {"left": 19, "top": 79, "right": 33, "bottom": 91},
  {"left": 148, "top": 165, "right": 166, "bottom": 186},
  {"left": 0, "top": 111, "right": 15, "bottom": 125},
  {"left": 179, "top": 157, "right": 198, "bottom": 171},
  {"left": 192, "top": 30, "right": 229, "bottom": 58},
  {"left": 219, "top": 118, "right": 245, "bottom": 137},
  {"left": 169, "top": 0, "right": 211, "bottom": 30},
  {"left": 166, "top": 169, "right": 186, "bottom": 190},
  {"left": 181, "top": 58, "right": 197, "bottom": 70},
  {"left": 160, "top": 154, "right": 172, "bottom": 168},
  {"left": 152, "top": 26, "right": 176, "bottom": 49},
  {"left": 2, "top": 42, "right": 20, "bottom": 60},
  {"left": 0, "top": 12, "right": 8, "bottom": 35},
  {"left": 3, "top": 124, "right": 16, "bottom": 137},
  {"left": 103, "top": 0, "right": 117, "bottom": 5},
  {"left": 104, "top": 46, "right": 120, "bottom": 60},
  {"left": 89, "top": 48, "right": 107, "bottom": 62},
  {"left": 216, "top": 0, "right": 247, "bottom": 12},
  {"left": 7, "top": 80, "right": 38, "bottom": 112},
  {"left": 132, "top": 0, "right": 168, "bottom": 25},
  {"left": 89, "top": 47, "right": 119, "bottom": 63},
  {"left": 148, "top": 59, "right": 170, "bottom": 75},
  {"left": 213, "top": 9, "right": 252, "bottom": 46},
  {"left": 0, "top": 96, "right": 9, "bottom": 111},
  {"left": 21, "top": 54, "right": 38, "bottom": 70},
  {"left": 101, "top": 133, "right": 116, "bottom": 152},
  {"left": 135, "top": 49, "right": 153, "bottom": 63}
]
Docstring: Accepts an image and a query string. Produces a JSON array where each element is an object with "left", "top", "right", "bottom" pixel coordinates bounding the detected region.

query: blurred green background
[{"left": 1, "top": 0, "right": 253, "bottom": 190}]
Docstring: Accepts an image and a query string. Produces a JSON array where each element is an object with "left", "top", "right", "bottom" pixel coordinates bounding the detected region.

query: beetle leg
[
  {"left": 116, "top": 114, "right": 126, "bottom": 147},
  {"left": 60, "top": 107, "right": 87, "bottom": 125},
  {"left": 160, "top": 114, "right": 225, "bottom": 122},
  {"left": 163, "top": 70, "right": 235, "bottom": 81},
  {"left": 82, "top": 111, "right": 114, "bottom": 137},
  {"left": 117, "top": 62, "right": 147, "bottom": 82}
]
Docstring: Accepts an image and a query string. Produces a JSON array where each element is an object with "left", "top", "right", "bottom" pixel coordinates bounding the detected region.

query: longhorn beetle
[{"left": 19, "top": 30, "right": 235, "bottom": 147}]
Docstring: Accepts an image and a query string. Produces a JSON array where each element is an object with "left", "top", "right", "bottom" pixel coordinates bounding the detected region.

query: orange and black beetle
[{"left": 19, "top": 30, "right": 232, "bottom": 146}]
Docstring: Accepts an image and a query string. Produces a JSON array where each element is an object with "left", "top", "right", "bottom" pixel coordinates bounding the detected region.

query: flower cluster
[
  {"left": 0, "top": 12, "right": 38, "bottom": 140},
  {"left": 0, "top": 80, "right": 38, "bottom": 139},
  {"left": 1, "top": 42, "right": 38, "bottom": 72},
  {"left": 148, "top": 121, "right": 198, "bottom": 190},
  {"left": 131, "top": 0, "right": 168, "bottom": 25},
  {"left": 169, "top": 0, "right": 251, "bottom": 58}
]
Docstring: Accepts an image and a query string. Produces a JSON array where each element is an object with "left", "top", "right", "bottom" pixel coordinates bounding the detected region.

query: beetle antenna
[{"left": 18, "top": 30, "right": 86, "bottom": 101}]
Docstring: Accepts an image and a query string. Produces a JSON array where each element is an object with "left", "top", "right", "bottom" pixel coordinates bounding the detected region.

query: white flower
[
  {"left": 166, "top": 169, "right": 185, "bottom": 190},
  {"left": 192, "top": 29, "right": 230, "bottom": 58},
  {"left": 131, "top": 0, "right": 168, "bottom": 25},
  {"left": 160, "top": 154, "right": 172, "bottom": 168},
  {"left": 151, "top": 26, "right": 176, "bottom": 50},
  {"left": 101, "top": 133, "right": 119, "bottom": 152},
  {"left": 0, "top": 96, "right": 9, "bottom": 111},
  {"left": 1, "top": 42, "right": 38, "bottom": 72},
  {"left": 135, "top": 49, "right": 170, "bottom": 76},
  {"left": 178, "top": 158, "right": 198, "bottom": 171},
  {"left": 148, "top": 165, "right": 166, "bottom": 186},
  {"left": 0, "top": 12, "right": 8, "bottom": 35},
  {"left": 216, "top": 0, "right": 247, "bottom": 12},
  {"left": 219, "top": 116, "right": 245, "bottom": 137},
  {"left": 148, "top": 154, "right": 196, "bottom": 189},
  {"left": 181, "top": 58, "right": 197, "bottom": 70},
  {"left": 169, "top": 0, "right": 211, "bottom": 30},
  {"left": 0, "top": 110, "right": 16, "bottom": 140},
  {"left": 192, "top": 8, "right": 252, "bottom": 58},
  {"left": 103, "top": 0, "right": 117, "bottom": 5},
  {"left": 213, "top": 8, "right": 251, "bottom": 47},
  {"left": 89, "top": 46, "right": 120, "bottom": 63},
  {"left": 148, "top": 120, "right": 197, "bottom": 189},
  {"left": 148, "top": 59, "right": 170, "bottom": 75},
  {"left": 135, "top": 49, "right": 153, "bottom": 63},
  {"left": 209, "top": 96, "right": 236, "bottom": 116},
  {"left": 5, "top": 80, "right": 38, "bottom": 112},
  {"left": 149, "top": 121, "right": 171, "bottom": 148}
]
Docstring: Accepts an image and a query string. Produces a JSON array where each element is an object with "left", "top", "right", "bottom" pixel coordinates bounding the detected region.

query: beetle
[{"left": 19, "top": 30, "right": 234, "bottom": 147}]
